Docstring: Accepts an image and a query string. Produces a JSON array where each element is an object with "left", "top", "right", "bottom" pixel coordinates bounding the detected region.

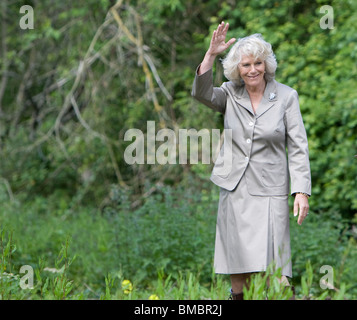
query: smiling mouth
[{"left": 248, "top": 74, "right": 260, "bottom": 79}]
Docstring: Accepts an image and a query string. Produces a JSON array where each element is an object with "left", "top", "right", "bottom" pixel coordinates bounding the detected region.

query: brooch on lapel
[{"left": 269, "top": 93, "right": 276, "bottom": 100}]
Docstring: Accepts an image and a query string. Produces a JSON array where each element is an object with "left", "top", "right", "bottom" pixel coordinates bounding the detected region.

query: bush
[{"left": 1, "top": 179, "right": 357, "bottom": 300}]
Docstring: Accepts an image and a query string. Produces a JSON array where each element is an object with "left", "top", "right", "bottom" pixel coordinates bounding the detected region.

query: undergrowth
[{"left": 0, "top": 227, "right": 353, "bottom": 300}]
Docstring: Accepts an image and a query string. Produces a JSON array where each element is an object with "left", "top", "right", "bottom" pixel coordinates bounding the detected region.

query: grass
[
  {"left": 0, "top": 228, "right": 352, "bottom": 300},
  {"left": 1, "top": 181, "right": 356, "bottom": 300}
]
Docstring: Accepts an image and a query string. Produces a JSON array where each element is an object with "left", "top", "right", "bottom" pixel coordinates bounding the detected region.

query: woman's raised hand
[
  {"left": 207, "top": 22, "right": 236, "bottom": 57},
  {"left": 198, "top": 22, "right": 236, "bottom": 75}
]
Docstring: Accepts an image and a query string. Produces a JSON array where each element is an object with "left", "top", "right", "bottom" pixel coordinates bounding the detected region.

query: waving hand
[
  {"left": 208, "top": 21, "right": 236, "bottom": 56},
  {"left": 198, "top": 22, "right": 236, "bottom": 75}
]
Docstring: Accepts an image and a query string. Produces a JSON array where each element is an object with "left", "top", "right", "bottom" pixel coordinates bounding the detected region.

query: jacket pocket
[{"left": 261, "top": 163, "right": 286, "bottom": 187}]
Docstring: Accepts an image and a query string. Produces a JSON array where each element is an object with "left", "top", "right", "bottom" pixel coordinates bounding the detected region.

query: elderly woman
[{"left": 192, "top": 22, "right": 311, "bottom": 300}]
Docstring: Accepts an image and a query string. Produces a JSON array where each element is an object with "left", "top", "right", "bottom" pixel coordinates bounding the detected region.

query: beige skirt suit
[{"left": 192, "top": 67, "right": 311, "bottom": 277}]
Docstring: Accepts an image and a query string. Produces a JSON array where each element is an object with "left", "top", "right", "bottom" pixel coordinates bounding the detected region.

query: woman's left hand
[{"left": 294, "top": 194, "right": 309, "bottom": 225}]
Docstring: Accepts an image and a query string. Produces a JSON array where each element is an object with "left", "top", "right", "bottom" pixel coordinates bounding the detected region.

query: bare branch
[
  {"left": 0, "top": 177, "right": 14, "bottom": 202},
  {"left": 0, "top": 0, "right": 9, "bottom": 115}
]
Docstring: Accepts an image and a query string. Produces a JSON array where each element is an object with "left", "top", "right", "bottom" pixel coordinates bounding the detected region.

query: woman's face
[{"left": 238, "top": 55, "right": 266, "bottom": 88}]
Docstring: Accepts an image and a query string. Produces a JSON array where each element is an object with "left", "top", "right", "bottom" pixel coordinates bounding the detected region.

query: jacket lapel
[
  {"left": 233, "top": 85, "right": 254, "bottom": 115},
  {"left": 233, "top": 80, "right": 278, "bottom": 118},
  {"left": 255, "top": 80, "right": 278, "bottom": 118}
]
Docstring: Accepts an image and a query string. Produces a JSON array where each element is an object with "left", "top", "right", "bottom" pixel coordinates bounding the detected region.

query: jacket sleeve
[
  {"left": 191, "top": 65, "right": 227, "bottom": 114},
  {"left": 284, "top": 90, "right": 312, "bottom": 196}
]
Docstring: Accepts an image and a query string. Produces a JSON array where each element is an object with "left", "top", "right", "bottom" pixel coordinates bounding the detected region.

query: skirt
[{"left": 214, "top": 175, "right": 292, "bottom": 277}]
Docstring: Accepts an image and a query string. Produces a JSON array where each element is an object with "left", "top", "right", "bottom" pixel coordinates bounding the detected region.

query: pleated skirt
[{"left": 214, "top": 175, "right": 292, "bottom": 277}]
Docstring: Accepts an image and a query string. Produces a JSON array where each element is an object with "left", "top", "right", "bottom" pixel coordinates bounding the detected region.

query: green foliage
[
  {"left": 1, "top": 221, "right": 354, "bottom": 300},
  {"left": 242, "top": 265, "right": 294, "bottom": 300},
  {"left": 2, "top": 0, "right": 355, "bottom": 217},
  {"left": 0, "top": 228, "right": 77, "bottom": 300},
  {"left": 1, "top": 180, "right": 357, "bottom": 300}
]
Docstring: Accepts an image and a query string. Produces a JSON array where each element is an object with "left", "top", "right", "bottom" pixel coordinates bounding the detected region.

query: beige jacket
[{"left": 192, "top": 67, "right": 311, "bottom": 196}]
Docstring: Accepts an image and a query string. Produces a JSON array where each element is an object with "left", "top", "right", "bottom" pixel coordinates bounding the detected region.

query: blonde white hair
[{"left": 222, "top": 34, "right": 277, "bottom": 85}]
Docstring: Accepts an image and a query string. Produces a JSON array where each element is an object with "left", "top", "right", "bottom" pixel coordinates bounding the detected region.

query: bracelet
[{"left": 295, "top": 192, "right": 310, "bottom": 199}]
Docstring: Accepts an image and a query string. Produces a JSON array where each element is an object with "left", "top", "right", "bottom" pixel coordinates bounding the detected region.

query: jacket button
[
  {"left": 246, "top": 138, "right": 251, "bottom": 144},
  {"left": 249, "top": 121, "right": 254, "bottom": 126}
]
